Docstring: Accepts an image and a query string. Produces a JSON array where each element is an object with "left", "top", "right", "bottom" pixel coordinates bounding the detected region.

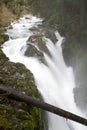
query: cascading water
[{"left": 2, "top": 15, "right": 87, "bottom": 130}]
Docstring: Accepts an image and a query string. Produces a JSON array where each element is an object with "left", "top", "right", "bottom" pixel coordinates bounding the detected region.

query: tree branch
[{"left": 0, "top": 87, "right": 87, "bottom": 126}]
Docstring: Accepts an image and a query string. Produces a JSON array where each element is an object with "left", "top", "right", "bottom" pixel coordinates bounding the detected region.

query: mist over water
[{"left": 2, "top": 15, "right": 87, "bottom": 130}]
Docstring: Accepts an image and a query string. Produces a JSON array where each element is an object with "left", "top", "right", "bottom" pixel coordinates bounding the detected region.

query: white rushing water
[{"left": 2, "top": 15, "right": 87, "bottom": 130}]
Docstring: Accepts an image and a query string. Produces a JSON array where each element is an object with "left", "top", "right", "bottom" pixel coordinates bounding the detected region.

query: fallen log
[{"left": 0, "top": 87, "right": 87, "bottom": 126}]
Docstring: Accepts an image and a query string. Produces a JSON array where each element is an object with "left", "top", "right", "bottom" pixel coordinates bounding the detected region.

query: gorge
[{"left": 2, "top": 14, "right": 87, "bottom": 130}]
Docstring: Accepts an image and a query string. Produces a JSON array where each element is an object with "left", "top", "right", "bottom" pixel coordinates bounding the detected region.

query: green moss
[
  {"left": 0, "top": 33, "right": 9, "bottom": 45},
  {"left": 16, "top": 109, "right": 42, "bottom": 130},
  {"left": 0, "top": 103, "right": 42, "bottom": 130},
  {"left": 0, "top": 115, "right": 12, "bottom": 129},
  {"left": 29, "top": 26, "right": 39, "bottom": 31}
]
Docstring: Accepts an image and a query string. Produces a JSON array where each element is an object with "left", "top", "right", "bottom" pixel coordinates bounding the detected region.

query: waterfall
[{"left": 2, "top": 15, "right": 87, "bottom": 130}]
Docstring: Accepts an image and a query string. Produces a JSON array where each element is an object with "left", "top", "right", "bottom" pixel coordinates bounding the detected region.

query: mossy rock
[
  {"left": 0, "top": 60, "right": 41, "bottom": 97},
  {"left": 26, "top": 33, "right": 50, "bottom": 57},
  {"left": 0, "top": 33, "right": 9, "bottom": 45},
  {"left": 0, "top": 27, "right": 6, "bottom": 33},
  {"left": 25, "top": 44, "right": 43, "bottom": 58},
  {"left": 44, "top": 28, "right": 57, "bottom": 43},
  {"left": 29, "top": 26, "right": 39, "bottom": 32},
  {"left": 0, "top": 60, "right": 43, "bottom": 129},
  {"left": 0, "top": 104, "right": 42, "bottom": 130},
  {"left": 28, "top": 33, "right": 44, "bottom": 43}
]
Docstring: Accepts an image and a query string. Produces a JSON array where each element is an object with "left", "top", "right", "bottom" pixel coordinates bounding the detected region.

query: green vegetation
[{"left": 0, "top": 34, "right": 9, "bottom": 45}]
